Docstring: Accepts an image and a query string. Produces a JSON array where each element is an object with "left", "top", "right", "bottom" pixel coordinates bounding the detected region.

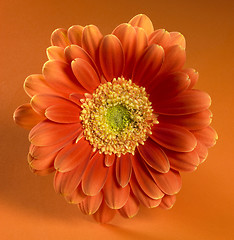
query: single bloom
[{"left": 14, "top": 14, "right": 217, "bottom": 223}]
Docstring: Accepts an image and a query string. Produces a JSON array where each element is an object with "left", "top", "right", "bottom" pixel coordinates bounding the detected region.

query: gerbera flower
[{"left": 13, "top": 14, "right": 217, "bottom": 223}]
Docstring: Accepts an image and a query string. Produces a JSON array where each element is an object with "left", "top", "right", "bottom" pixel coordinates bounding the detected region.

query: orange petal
[
  {"left": 131, "top": 152, "right": 164, "bottom": 199},
  {"left": 112, "top": 23, "right": 137, "bottom": 79},
  {"left": 192, "top": 126, "right": 218, "bottom": 148},
  {"left": 148, "top": 168, "right": 182, "bottom": 195},
  {"left": 51, "top": 28, "right": 70, "bottom": 48},
  {"left": 67, "top": 25, "right": 83, "bottom": 46},
  {"left": 13, "top": 103, "right": 45, "bottom": 129},
  {"left": 116, "top": 153, "right": 132, "bottom": 187},
  {"left": 30, "top": 140, "right": 72, "bottom": 159},
  {"left": 31, "top": 94, "right": 74, "bottom": 115},
  {"left": 158, "top": 109, "right": 212, "bottom": 130},
  {"left": 99, "top": 34, "right": 124, "bottom": 82},
  {"left": 154, "top": 89, "right": 211, "bottom": 115},
  {"left": 93, "top": 200, "right": 116, "bottom": 223},
  {"left": 159, "top": 194, "right": 176, "bottom": 209},
  {"left": 148, "top": 72, "right": 190, "bottom": 102},
  {"left": 54, "top": 136, "right": 92, "bottom": 172},
  {"left": 69, "top": 92, "right": 84, "bottom": 107},
  {"left": 148, "top": 29, "right": 170, "bottom": 48},
  {"left": 29, "top": 120, "right": 80, "bottom": 146},
  {"left": 64, "top": 184, "right": 86, "bottom": 204},
  {"left": 182, "top": 68, "right": 199, "bottom": 89},
  {"left": 151, "top": 123, "right": 197, "bottom": 152},
  {"left": 194, "top": 140, "right": 208, "bottom": 164},
  {"left": 132, "top": 44, "right": 164, "bottom": 85},
  {"left": 24, "top": 74, "right": 59, "bottom": 98},
  {"left": 28, "top": 152, "right": 56, "bottom": 171},
  {"left": 45, "top": 103, "right": 81, "bottom": 123},
  {"left": 129, "top": 14, "right": 154, "bottom": 36},
  {"left": 159, "top": 45, "right": 186, "bottom": 75},
  {"left": 165, "top": 149, "right": 200, "bottom": 172},
  {"left": 71, "top": 58, "right": 100, "bottom": 92},
  {"left": 82, "top": 152, "right": 109, "bottom": 196},
  {"left": 105, "top": 154, "right": 116, "bottom": 167},
  {"left": 43, "top": 60, "right": 85, "bottom": 97},
  {"left": 169, "top": 32, "right": 186, "bottom": 48},
  {"left": 130, "top": 173, "right": 162, "bottom": 208},
  {"left": 46, "top": 46, "right": 66, "bottom": 62},
  {"left": 134, "top": 27, "right": 148, "bottom": 60},
  {"left": 65, "top": 45, "right": 99, "bottom": 75},
  {"left": 137, "top": 139, "right": 170, "bottom": 173},
  {"left": 79, "top": 191, "right": 103, "bottom": 215},
  {"left": 118, "top": 192, "right": 139, "bottom": 218},
  {"left": 82, "top": 25, "right": 103, "bottom": 64},
  {"left": 29, "top": 165, "right": 54, "bottom": 176},
  {"left": 103, "top": 165, "right": 130, "bottom": 209},
  {"left": 53, "top": 157, "right": 90, "bottom": 196}
]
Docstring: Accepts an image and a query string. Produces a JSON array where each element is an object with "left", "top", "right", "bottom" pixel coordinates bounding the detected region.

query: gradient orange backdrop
[{"left": 1, "top": 0, "right": 233, "bottom": 239}]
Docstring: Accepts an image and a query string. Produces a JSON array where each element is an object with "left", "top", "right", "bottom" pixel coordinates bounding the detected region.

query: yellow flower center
[{"left": 80, "top": 77, "right": 157, "bottom": 156}]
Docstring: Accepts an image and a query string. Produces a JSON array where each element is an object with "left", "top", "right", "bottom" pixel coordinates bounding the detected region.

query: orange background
[{"left": 1, "top": 0, "right": 233, "bottom": 239}]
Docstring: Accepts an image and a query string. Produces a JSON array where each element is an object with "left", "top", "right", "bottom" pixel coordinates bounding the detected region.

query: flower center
[
  {"left": 80, "top": 77, "right": 157, "bottom": 156},
  {"left": 106, "top": 104, "right": 131, "bottom": 131}
]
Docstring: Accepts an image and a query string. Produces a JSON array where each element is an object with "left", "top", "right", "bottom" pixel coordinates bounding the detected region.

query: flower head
[{"left": 14, "top": 14, "right": 217, "bottom": 223}]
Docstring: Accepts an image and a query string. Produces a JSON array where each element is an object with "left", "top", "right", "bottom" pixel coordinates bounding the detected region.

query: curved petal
[
  {"left": 65, "top": 45, "right": 99, "bottom": 75},
  {"left": 118, "top": 192, "right": 139, "bottom": 218},
  {"left": 30, "top": 140, "right": 71, "bottom": 159},
  {"left": 151, "top": 123, "right": 197, "bottom": 152},
  {"left": 46, "top": 46, "right": 66, "bottom": 62},
  {"left": 148, "top": 29, "right": 170, "bottom": 48},
  {"left": 93, "top": 200, "right": 116, "bottom": 223},
  {"left": 134, "top": 27, "right": 148, "bottom": 60},
  {"left": 82, "top": 25, "right": 103, "bottom": 64},
  {"left": 182, "top": 68, "right": 199, "bottom": 89},
  {"left": 51, "top": 28, "right": 70, "bottom": 48},
  {"left": 99, "top": 34, "right": 124, "bottom": 81},
  {"left": 137, "top": 138, "right": 170, "bottom": 173},
  {"left": 131, "top": 152, "right": 164, "bottom": 199},
  {"left": 28, "top": 152, "right": 56, "bottom": 171},
  {"left": 71, "top": 58, "right": 100, "bottom": 93},
  {"left": 45, "top": 103, "right": 81, "bottom": 123},
  {"left": 192, "top": 126, "right": 218, "bottom": 148},
  {"left": 64, "top": 184, "right": 86, "bottom": 204},
  {"left": 112, "top": 23, "right": 137, "bottom": 79},
  {"left": 29, "top": 120, "right": 80, "bottom": 146},
  {"left": 159, "top": 45, "right": 186, "bottom": 75},
  {"left": 105, "top": 154, "right": 116, "bottom": 167},
  {"left": 43, "top": 60, "right": 85, "bottom": 96},
  {"left": 67, "top": 25, "right": 83, "bottom": 46},
  {"left": 159, "top": 194, "right": 176, "bottom": 209},
  {"left": 24, "top": 74, "right": 59, "bottom": 98},
  {"left": 148, "top": 168, "right": 182, "bottom": 195},
  {"left": 103, "top": 165, "right": 130, "bottom": 209},
  {"left": 130, "top": 173, "right": 162, "bottom": 208},
  {"left": 194, "top": 140, "right": 208, "bottom": 164},
  {"left": 165, "top": 149, "right": 200, "bottom": 172},
  {"left": 53, "top": 156, "right": 90, "bottom": 196},
  {"left": 158, "top": 109, "right": 212, "bottom": 130},
  {"left": 82, "top": 152, "right": 109, "bottom": 196},
  {"left": 29, "top": 165, "right": 54, "bottom": 176},
  {"left": 149, "top": 72, "right": 190, "bottom": 102},
  {"left": 116, "top": 153, "right": 132, "bottom": 187},
  {"left": 13, "top": 103, "right": 45, "bottom": 129},
  {"left": 169, "top": 32, "right": 186, "bottom": 48},
  {"left": 129, "top": 14, "right": 154, "bottom": 36},
  {"left": 132, "top": 44, "right": 164, "bottom": 85},
  {"left": 31, "top": 94, "right": 75, "bottom": 115},
  {"left": 54, "top": 136, "right": 92, "bottom": 172},
  {"left": 154, "top": 89, "right": 211, "bottom": 115},
  {"left": 79, "top": 191, "right": 103, "bottom": 215}
]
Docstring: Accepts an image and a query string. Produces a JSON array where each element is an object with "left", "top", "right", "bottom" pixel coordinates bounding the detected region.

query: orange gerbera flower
[{"left": 14, "top": 14, "right": 217, "bottom": 223}]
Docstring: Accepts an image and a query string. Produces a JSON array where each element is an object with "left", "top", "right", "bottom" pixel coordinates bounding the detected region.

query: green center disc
[{"left": 106, "top": 104, "right": 131, "bottom": 131}]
